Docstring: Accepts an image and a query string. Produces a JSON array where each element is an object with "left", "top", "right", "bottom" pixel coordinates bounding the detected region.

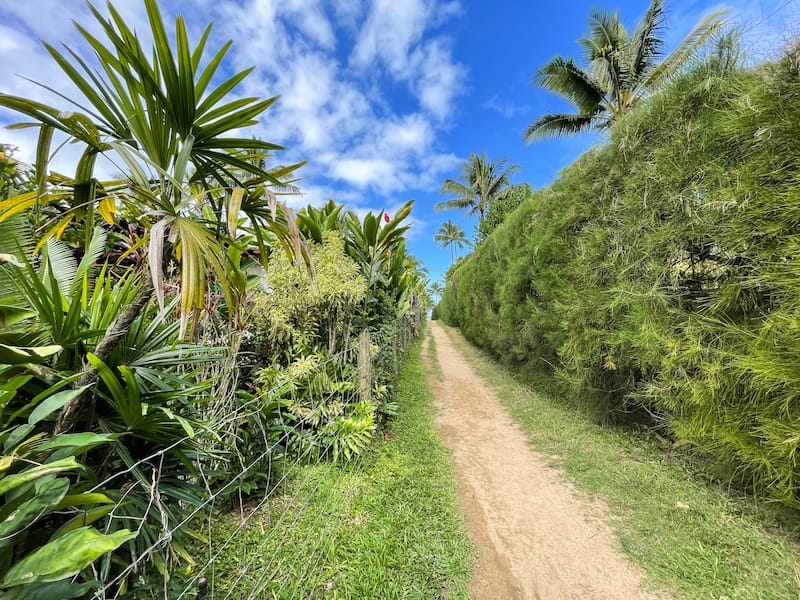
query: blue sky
[{"left": 0, "top": 0, "right": 797, "bottom": 285}]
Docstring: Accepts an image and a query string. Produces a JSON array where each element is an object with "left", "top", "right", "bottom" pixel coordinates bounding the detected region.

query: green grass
[
  {"left": 198, "top": 335, "right": 474, "bottom": 599},
  {"left": 440, "top": 324, "right": 800, "bottom": 600},
  {"left": 425, "top": 325, "right": 443, "bottom": 381}
]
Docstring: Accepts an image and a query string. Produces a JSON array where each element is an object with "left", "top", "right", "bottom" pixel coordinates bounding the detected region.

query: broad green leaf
[
  {"left": 0, "top": 344, "right": 62, "bottom": 366},
  {"left": 0, "top": 579, "right": 99, "bottom": 599},
  {"left": 49, "top": 505, "right": 115, "bottom": 539},
  {"left": 54, "top": 492, "right": 113, "bottom": 511},
  {"left": 0, "top": 375, "right": 31, "bottom": 404},
  {"left": 364, "top": 213, "right": 378, "bottom": 246},
  {"left": 0, "top": 306, "right": 36, "bottom": 328},
  {"left": 85, "top": 353, "right": 127, "bottom": 406},
  {"left": 28, "top": 386, "right": 90, "bottom": 426},
  {"left": 34, "top": 126, "right": 54, "bottom": 204},
  {"left": 0, "top": 458, "right": 79, "bottom": 496},
  {"left": 2, "top": 425, "right": 34, "bottom": 454},
  {"left": 37, "top": 432, "right": 119, "bottom": 454},
  {"left": 0, "top": 477, "right": 69, "bottom": 549},
  {"left": 2, "top": 527, "right": 136, "bottom": 586}
]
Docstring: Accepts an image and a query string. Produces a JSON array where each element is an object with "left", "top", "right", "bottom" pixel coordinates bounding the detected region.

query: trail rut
[{"left": 424, "top": 321, "right": 660, "bottom": 600}]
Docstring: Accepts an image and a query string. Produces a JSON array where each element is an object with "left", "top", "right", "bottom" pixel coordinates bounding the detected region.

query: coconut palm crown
[
  {"left": 525, "top": 0, "right": 727, "bottom": 142},
  {"left": 434, "top": 220, "right": 469, "bottom": 265},
  {"left": 435, "top": 152, "right": 519, "bottom": 221}
]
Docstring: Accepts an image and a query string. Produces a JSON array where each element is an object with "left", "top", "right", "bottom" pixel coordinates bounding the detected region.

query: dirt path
[{"left": 424, "top": 321, "right": 660, "bottom": 600}]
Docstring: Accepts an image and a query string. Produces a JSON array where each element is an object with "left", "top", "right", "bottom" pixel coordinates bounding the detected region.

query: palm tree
[
  {"left": 428, "top": 280, "right": 444, "bottom": 303},
  {"left": 435, "top": 152, "right": 519, "bottom": 221},
  {"left": 434, "top": 221, "right": 469, "bottom": 264},
  {"left": 525, "top": 0, "right": 727, "bottom": 141}
]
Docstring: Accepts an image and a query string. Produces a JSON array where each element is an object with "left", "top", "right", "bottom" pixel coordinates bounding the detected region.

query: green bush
[
  {"left": 244, "top": 232, "right": 367, "bottom": 363},
  {"left": 244, "top": 232, "right": 383, "bottom": 462},
  {"left": 440, "top": 47, "right": 800, "bottom": 507}
]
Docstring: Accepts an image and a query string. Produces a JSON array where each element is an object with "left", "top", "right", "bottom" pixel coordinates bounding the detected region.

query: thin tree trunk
[{"left": 53, "top": 276, "right": 155, "bottom": 434}]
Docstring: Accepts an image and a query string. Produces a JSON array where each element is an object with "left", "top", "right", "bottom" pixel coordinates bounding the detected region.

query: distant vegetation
[
  {"left": 439, "top": 43, "right": 800, "bottom": 509},
  {"left": 434, "top": 220, "right": 470, "bottom": 264}
]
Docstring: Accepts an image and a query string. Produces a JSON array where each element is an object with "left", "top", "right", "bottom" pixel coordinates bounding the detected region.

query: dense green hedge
[{"left": 439, "top": 48, "right": 800, "bottom": 507}]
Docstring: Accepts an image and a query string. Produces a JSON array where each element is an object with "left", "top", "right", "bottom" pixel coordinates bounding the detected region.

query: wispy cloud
[
  {"left": 349, "top": 0, "right": 466, "bottom": 120},
  {"left": 483, "top": 95, "right": 532, "bottom": 119}
]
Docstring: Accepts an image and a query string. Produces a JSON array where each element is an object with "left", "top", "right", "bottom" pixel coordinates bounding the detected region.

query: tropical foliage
[
  {"left": 440, "top": 46, "right": 800, "bottom": 508},
  {"left": 428, "top": 281, "right": 444, "bottom": 304},
  {"left": 525, "top": 0, "right": 726, "bottom": 140},
  {"left": 475, "top": 183, "right": 532, "bottom": 244},
  {"left": 435, "top": 152, "right": 519, "bottom": 221},
  {"left": 0, "top": 1, "right": 427, "bottom": 596},
  {"left": 0, "top": 0, "right": 304, "bottom": 345},
  {"left": 434, "top": 220, "right": 469, "bottom": 264},
  {"left": 0, "top": 145, "right": 31, "bottom": 201}
]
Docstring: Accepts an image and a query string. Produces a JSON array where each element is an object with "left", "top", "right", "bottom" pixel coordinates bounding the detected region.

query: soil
[{"left": 424, "top": 321, "right": 661, "bottom": 600}]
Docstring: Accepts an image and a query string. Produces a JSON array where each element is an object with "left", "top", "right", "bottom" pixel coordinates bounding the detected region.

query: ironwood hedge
[{"left": 438, "top": 47, "right": 800, "bottom": 507}]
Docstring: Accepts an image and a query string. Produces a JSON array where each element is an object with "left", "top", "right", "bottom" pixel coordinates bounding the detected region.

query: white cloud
[
  {"left": 331, "top": 1, "right": 365, "bottom": 32},
  {"left": 351, "top": 0, "right": 431, "bottom": 73},
  {"left": 286, "top": 0, "right": 337, "bottom": 51},
  {"left": 409, "top": 39, "right": 466, "bottom": 120},
  {"left": 0, "top": 0, "right": 466, "bottom": 219},
  {"left": 332, "top": 157, "right": 396, "bottom": 189},
  {"left": 349, "top": 0, "right": 465, "bottom": 120}
]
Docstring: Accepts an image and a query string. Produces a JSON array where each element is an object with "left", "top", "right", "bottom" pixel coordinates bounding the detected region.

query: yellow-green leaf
[{"left": 2, "top": 527, "right": 136, "bottom": 587}]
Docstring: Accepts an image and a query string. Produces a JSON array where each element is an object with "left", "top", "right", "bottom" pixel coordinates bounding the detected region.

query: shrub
[
  {"left": 244, "top": 232, "right": 367, "bottom": 364},
  {"left": 440, "top": 49, "right": 800, "bottom": 507}
]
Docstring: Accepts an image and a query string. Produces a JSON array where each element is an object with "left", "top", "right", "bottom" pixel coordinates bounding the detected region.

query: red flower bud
[{"left": 384, "top": 213, "right": 390, "bottom": 223}]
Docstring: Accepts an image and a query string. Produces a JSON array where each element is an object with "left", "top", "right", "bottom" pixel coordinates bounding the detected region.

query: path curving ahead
[{"left": 424, "top": 321, "right": 661, "bottom": 600}]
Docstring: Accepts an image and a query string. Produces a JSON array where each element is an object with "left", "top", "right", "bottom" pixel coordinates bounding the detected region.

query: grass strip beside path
[
  {"left": 203, "top": 334, "right": 474, "bottom": 598},
  {"left": 441, "top": 323, "right": 800, "bottom": 600}
]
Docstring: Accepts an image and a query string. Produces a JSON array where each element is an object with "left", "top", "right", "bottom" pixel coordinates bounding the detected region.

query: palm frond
[
  {"left": 0, "top": 214, "right": 34, "bottom": 299},
  {"left": 524, "top": 113, "right": 598, "bottom": 143},
  {"left": 629, "top": 0, "right": 666, "bottom": 80},
  {"left": 44, "top": 237, "right": 78, "bottom": 298},
  {"left": 642, "top": 8, "right": 728, "bottom": 90},
  {"left": 436, "top": 176, "right": 475, "bottom": 214},
  {"left": 536, "top": 57, "right": 606, "bottom": 115},
  {"left": 580, "top": 8, "right": 627, "bottom": 63},
  {"left": 434, "top": 197, "right": 474, "bottom": 213},
  {"left": 527, "top": 2, "right": 728, "bottom": 140},
  {"left": 439, "top": 178, "right": 473, "bottom": 198},
  {"left": 70, "top": 226, "right": 108, "bottom": 298}
]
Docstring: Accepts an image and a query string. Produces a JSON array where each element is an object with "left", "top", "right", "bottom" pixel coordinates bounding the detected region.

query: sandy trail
[{"left": 424, "top": 321, "right": 660, "bottom": 600}]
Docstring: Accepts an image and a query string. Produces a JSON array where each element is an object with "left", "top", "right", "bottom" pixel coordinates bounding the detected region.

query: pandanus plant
[{"left": 0, "top": 0, "right": 306, "bottom": 432}]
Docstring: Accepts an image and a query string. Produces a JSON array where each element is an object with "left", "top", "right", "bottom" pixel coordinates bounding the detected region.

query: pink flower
[{"left": 384, "top": 213, "right": 390, "bottom": 223}]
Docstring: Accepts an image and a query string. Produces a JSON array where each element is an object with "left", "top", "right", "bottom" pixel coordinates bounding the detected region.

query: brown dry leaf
[
  {"left": 266, "top": 190, "right": 278, "bottom": 221},
  {"left": 228, "top": 187, "right": 245, "bottom": 238},
  {"left": 284, "top": 206, "right": 304, "bottom": 266},
  {"left": 148, "top": 218, "right": 169, "bottom": 310}
]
